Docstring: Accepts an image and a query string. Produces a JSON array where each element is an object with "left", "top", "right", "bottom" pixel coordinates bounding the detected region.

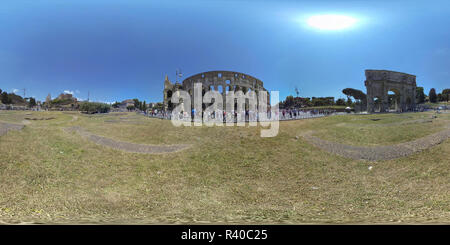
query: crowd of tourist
[
  {"left": 146, "top": 108, "right": 340, "bottom": 122},
  {"left": 279, "top": 108, "right": 337, "bottom": 120}
]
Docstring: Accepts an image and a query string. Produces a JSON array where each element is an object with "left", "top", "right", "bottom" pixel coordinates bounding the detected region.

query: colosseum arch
[
  {"left": 163, "top": 71, "right": 269, "bottom": 111},
  {"left": 365, "top": 70, "right": 416, "bottom": 113}
]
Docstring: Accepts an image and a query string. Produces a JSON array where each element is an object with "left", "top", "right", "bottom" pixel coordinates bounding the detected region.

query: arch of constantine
[
  {"left": 365, "top": 69, "right": 417, "bottom": 113},
  {"left": 163, "top": 70, "right": 268, "bottom": 111}
]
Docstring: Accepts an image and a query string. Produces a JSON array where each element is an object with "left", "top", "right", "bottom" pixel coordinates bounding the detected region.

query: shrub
[
  {"left": 80, "top": 102, "right": 111, "bottom": 114},
  {"left": 416, "top": 87, "right": 425, "bottom": 104},
  {"left": 429, "top": 88, "right": 437, "bottom": 103}
]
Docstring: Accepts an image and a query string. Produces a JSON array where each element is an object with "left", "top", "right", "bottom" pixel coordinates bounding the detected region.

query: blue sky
[{"left": 0, "top": 0, "right": 449, "bottom": 103}]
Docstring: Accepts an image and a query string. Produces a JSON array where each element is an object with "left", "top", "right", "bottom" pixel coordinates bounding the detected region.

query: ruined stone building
[
  {"left": 365, "top": 69, "right": 417, "bottom": 112},
  {"left": 56, "top": 93, "right": 77, "bottom": 102},
  {"left": 163, "top": 71, "right": 269, "bottom": 111}
]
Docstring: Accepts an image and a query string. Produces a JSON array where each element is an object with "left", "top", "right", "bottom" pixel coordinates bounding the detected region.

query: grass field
[{"left": 0, "top": 110, "right": 449, "bottom": 224}]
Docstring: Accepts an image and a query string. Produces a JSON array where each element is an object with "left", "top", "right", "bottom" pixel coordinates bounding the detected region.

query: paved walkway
[
  {"left": 64, "top": 126, "right": 190, "bottom": 154},
  {"left": 300, "top": 124, "right": 450, "bottom": 161}
]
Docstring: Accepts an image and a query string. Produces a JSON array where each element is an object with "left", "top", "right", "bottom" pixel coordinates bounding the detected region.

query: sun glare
[{"left": 307, "top": 14, "right": 357, "bottom": 30}]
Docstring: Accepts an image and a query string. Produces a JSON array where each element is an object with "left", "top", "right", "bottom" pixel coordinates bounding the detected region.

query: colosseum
[{"left": 163, "top": 70, "right": 269, "bottom": 111}]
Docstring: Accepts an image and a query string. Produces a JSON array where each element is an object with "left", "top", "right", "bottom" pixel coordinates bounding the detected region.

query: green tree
[
  {"left": 336, "top": 98, "right": 346, "bottom": 106},
  {"left": 1, "top": 92, "right": 11, "bottom": 104},
  {"left": 346, "top": 97, "right": 353, "bottom": 106},
  {"left": 342, "top": 88, "right": 366, "bottom": 109},
  {"left": 29, "top": 97, "right": 37, "bottom": 107},
  {"left": 142, "top": 101, "right": 147, "bottom": 111},
  {"left": 284, "top": 95, "right": 294, "bottom": 108},
  {"left": 127, "top": 105, "right": 135, "bottom": 111},
  {"left": 80, "top": 102, "right": 111, "bottom": 114},
  {"left": 429, "top": 88, "right": 437, "bottom": 103},
  {"left": 133, "top": 99, "right": 140, "bottom": 108},
  {"left": 342, "top": 88, "right": 366, "bottom": 102},
  {"left": 442, "top": 89, "right": 450, "bottom": 102},
  {"left": 154, "top": 102, "right": 164, "bottom": 111},
  {"left": 311, "top": 97, "right": 334, "bottom": 106},
  {"left": 416, "top": 87, "right": 425, "bottom": 104}
]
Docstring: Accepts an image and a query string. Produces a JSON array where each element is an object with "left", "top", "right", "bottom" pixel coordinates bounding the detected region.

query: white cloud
[
  {"left": 98, "top": 101, "right": 115, "bottom": 104},
  {"left": 12, "top": 88, "right": 19, "bottom": 94},
  {"left": 64, "top": 89, "right": 80, "bottom": 95}
]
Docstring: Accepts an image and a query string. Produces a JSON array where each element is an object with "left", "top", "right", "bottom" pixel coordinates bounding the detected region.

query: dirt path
[
  {"left": 300, "top": 125, "right": 450, "bottom": 161},
  {"left": 104, "top": 119, "right": 147, "bottom": 125},
  {"left": 0, "top": 122, "right": 24, "bottom": 136},
  {"left": 64, "top": 126, "right": 190, "bottom": 154},
  {"left": 336, "top": 118, "right": 434, "bottom": 128}
]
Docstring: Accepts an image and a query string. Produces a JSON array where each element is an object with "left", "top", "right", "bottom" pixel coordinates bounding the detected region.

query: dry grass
[{"left": 0, "top": 111, "right": 449, "bottom": 224}]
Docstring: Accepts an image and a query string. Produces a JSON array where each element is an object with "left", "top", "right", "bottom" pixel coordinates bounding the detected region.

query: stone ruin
[
  {"left": 163, "top": 70, "right": 269, "bottom": 111},
  {"left": 365, "top": 69, "right": 417, "bottom": 113}
]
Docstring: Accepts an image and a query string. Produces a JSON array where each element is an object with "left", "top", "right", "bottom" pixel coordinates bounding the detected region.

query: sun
[{"left": 307, "top": 14, "right": 357, "bottom": 30}]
